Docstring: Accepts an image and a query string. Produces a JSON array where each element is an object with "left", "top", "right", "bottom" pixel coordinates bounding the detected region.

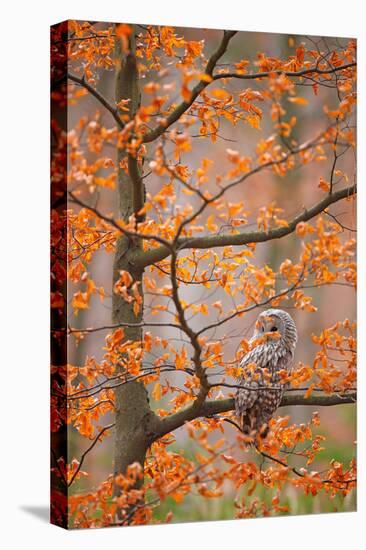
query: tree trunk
[{"left": 112, "top": 26, "right": 152, "bottom": 507}]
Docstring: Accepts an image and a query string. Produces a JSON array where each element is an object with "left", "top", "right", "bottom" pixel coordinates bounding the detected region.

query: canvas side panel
[{"left": 50, "top": 20, "right": 69, "bottom": 529}]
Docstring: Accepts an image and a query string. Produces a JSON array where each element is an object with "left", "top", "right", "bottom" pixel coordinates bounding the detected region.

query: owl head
[{"left": 254, "top": 308, "right": 297, "bottom": 353}]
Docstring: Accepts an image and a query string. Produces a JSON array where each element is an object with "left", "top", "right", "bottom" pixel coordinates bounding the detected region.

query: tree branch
[
  {"left": 169, "top": 247, "right": 209, "bottom": 409},
  {"left": 141, "top": 56, "right": 355, "bottom": 144},
  {"left": 142, "top": 30, "right": 237, "bottom": 143},
  {"left": 157, "top": 391, "right": 357, "bottom": 437},
  {"left": 212, "top": 61, "right": 356, "bottom": 82},
  {"left": 67, "top": 72, "right": 124, "bottom": 128},
  {"left": 137, "top": 183, "right": 357, "bottom": 267},
  {"left": 67, "top": 423, "right": 115, "bottom": 487},
  {"left": 68, "top": 191, "right": 173, "bottom": 251}
]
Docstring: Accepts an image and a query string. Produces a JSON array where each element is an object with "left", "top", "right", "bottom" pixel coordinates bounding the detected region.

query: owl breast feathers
[{"left": 235, "top": 309, "right": 297, "bottom": 439}]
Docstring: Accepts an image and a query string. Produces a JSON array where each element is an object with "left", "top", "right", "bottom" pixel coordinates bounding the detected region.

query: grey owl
[{"left": 235, "top": 309, "right": 297, "bottom": 438}]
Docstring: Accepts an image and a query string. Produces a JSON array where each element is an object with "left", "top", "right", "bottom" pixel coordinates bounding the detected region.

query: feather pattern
[{"left": 235, "top": 309, "right": 297, "bottom": 438}]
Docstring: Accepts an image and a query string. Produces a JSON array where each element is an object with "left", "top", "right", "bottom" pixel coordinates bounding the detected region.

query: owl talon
[{"left": 259, "top": 423, "right": 269, "bottom": 438}]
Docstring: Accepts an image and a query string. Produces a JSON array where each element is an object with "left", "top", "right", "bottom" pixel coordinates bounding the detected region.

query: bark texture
[{"left": 112, "top": 27, "right": 158, "bottom": 498}]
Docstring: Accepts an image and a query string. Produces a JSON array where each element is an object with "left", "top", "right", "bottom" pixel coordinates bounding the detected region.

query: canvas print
[{"left": 50, "top": 20, "right": 357, "bottom": 529}]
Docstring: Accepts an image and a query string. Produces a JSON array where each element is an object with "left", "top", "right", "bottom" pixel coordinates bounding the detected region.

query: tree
[{"left": 51, "top": 21, "right": 357, "bottom": 528}]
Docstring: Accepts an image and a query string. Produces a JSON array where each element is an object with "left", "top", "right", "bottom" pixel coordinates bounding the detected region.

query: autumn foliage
[{"left": 51, "top": 20, "right": 356, "bottom": 528}]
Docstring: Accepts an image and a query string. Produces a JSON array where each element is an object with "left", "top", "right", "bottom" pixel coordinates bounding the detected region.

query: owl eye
[{"left": 270, "top": 326, "right": 278, "bottom": 332}]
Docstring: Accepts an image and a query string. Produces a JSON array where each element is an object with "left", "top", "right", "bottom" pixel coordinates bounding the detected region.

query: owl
[{"left": 235, "top": 309, "right": 297, "bottom": 439}]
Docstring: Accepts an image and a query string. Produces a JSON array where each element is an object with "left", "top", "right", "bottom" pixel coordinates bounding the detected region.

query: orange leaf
[
  {"left": 206, "top": 214, "right": 218, "bottom": 232},
  {"left": 152, "top": 383, "right": 162, "bottom": 401},
  {"left": 247, "top": 114, "right": 261, "bottom": 129},
  {"left": 116, "top": 24, "right": 132, "bottom": 38},
  {"left": 288, "top": 96, "right": 308, "bottom": 105},
  {"left": 72, "top": 291, "right": 89, "bottom": 311},
  {"left": 318, "top": 177, "right": 330, "bottom": 192}
]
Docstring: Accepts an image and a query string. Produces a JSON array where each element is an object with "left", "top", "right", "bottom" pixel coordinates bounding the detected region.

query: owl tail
[
  {"left": 239, "top": 412, "right": 269, "bottom": 442},
  {"left": 239, "top": 412, "right": 252, "bottom": 436}
]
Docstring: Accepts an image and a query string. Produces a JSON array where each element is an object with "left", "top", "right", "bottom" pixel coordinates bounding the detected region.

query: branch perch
[{"left": 157, "top": 391, "right": 357, "bottom": 437}]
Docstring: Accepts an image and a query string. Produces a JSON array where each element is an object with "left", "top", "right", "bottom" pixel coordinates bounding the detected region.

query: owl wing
[
  {"left": 235, "top": 346, "right": 265, "bottom": 418},
  {"left": 235, "top": 346, "right": 293, "bottom": 419},
  {"left": 257, "top": 349, "right": 294, "bottom": 420}
]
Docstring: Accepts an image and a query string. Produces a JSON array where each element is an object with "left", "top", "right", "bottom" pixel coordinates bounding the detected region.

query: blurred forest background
[{"left": 65, "top": 23, "right": 356, "bottom": 521}]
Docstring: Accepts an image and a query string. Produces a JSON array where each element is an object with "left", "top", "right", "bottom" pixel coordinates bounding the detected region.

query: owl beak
[{"left": 266, "top": 331, "right": 281, "bottom": 340}]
